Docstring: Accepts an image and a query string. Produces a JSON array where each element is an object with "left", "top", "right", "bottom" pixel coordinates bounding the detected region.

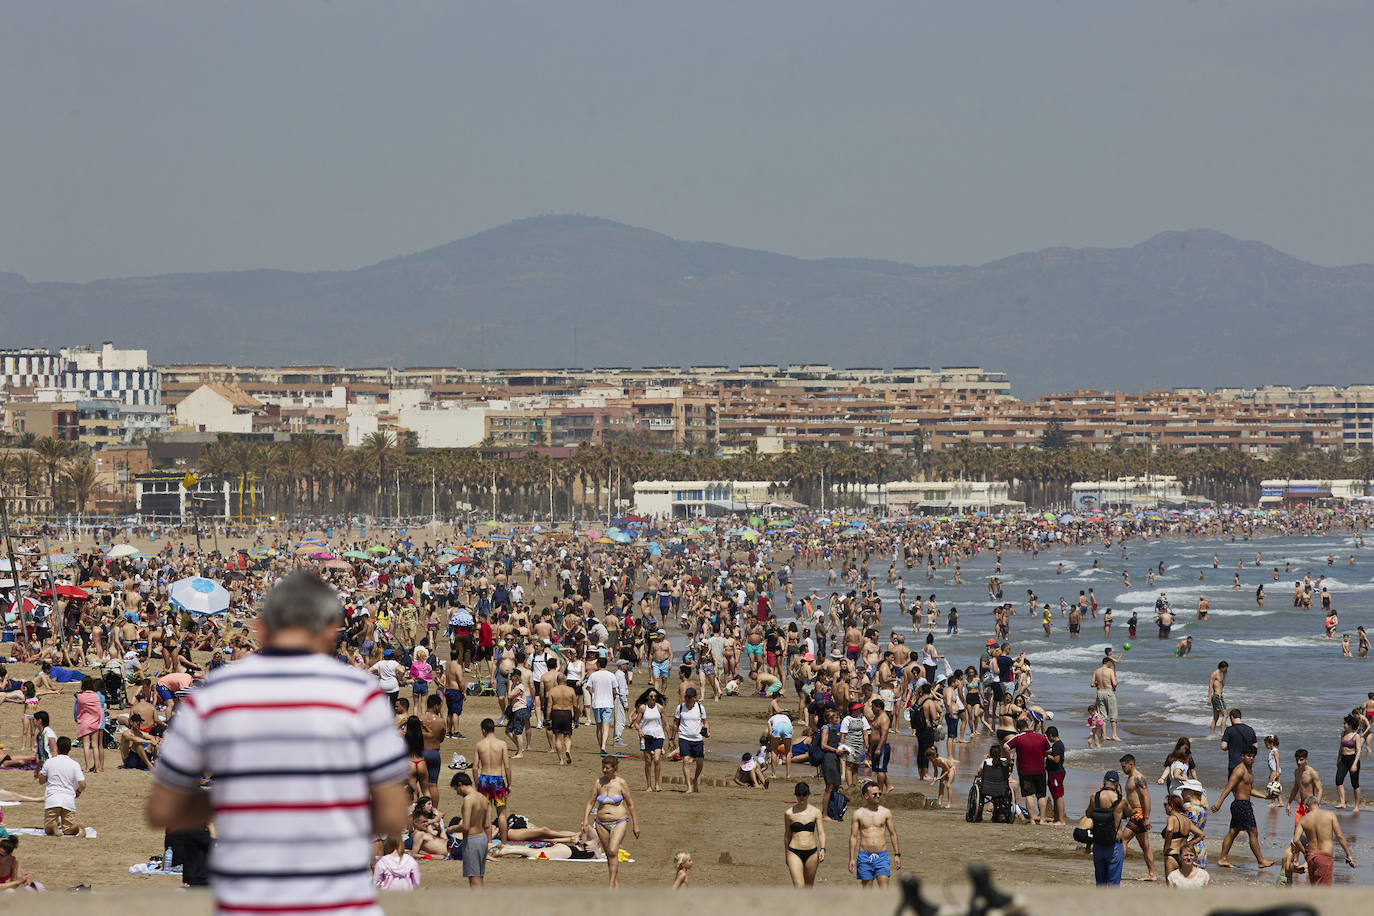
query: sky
[{"left": 3, "top": 1, "right": 1372, "bottom": 282}]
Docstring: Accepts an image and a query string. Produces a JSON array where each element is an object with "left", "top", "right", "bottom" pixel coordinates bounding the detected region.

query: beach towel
[{"left": 6, "top": 826, "right": 98, "bottom": 837}]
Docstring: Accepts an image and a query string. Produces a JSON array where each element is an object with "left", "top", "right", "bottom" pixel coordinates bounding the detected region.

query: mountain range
[{"left": 3, "top": 215, "right": 1372, "bottom": 395}]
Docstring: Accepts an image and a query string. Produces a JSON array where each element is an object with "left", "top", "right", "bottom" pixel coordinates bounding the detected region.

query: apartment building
[{"left": 1214, "top": 385, "right": 1374, "bottom": 450}]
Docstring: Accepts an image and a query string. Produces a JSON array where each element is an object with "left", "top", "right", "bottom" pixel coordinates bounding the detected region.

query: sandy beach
[{"left": 0, "top": 521, "right": 1346, "bottom": 892}]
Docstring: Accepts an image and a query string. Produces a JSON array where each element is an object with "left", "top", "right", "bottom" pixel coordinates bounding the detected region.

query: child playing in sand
[
  {"left": 924, "top": 748, "right": 957, "bottom": 808},
  {"left": 734, "top": 753, "right": 769, "bottom": 789},
  {"left": 672, "top": 851, "right": 692, "bottom": 888},
  {"left": 1086, "top": 703, "right": 1105, "bottom": 749}
]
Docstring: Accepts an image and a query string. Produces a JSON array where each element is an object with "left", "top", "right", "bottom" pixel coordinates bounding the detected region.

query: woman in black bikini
[
  {"left": 783, "top": 782, "right": 825, "bottom": 886},
  {"left": 581, "top": 756, "right": 639, "bottom": 888}
]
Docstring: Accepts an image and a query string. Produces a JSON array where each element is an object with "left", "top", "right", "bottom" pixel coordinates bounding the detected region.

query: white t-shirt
[
  {"left": 370, "top": 660, "right": 402, "bottom": 693},
  {"left": 1167, "top": 867, "right": 1210, "bottom": 889},
  {"left": 675, "top": 701, "right": 707, "bottom": 741},
  {"left": 586, "top": 669, "right": 618, "bottom": 709},
  {"left": 40, "top": 754, "right": 85, "bottom": 811}
]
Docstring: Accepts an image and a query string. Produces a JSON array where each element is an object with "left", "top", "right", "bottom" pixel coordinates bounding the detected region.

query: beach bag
[
  {"left": 827, "top": 789, "right": 848, "bottom": 821},
  {"left": 934, "top": 721, "right": 948, "bottom": 742},
  {"left": 807, "top": 739, "right": 826, "bottom": 767}
]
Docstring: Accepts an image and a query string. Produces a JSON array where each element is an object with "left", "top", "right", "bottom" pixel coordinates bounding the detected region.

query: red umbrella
[
  {"left": 37, "top": 584, "right": 91, "bottom": 601},
  {"left": 6, "top": 596, "right": 38, "bottom": 615}
]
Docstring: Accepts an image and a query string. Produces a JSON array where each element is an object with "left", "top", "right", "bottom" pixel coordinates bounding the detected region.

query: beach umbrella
[
  {"left": 609, "top": 531, "right": 633, "bottom": 544},
  {"left": 748, "top": 515, "right": 764, "bottom": 527},
  {"left": 6, "top": 595, "right": 38, "bottom": 616},
  {"left": 741, "top": 530, "right": 760, "bottom": 541},
  {"left": 469, "top": 540, "right": 490, "bottom": 549},
  {"left": 106, "top": 544, "right": 139, "bottom": 559},
  {"left": 321, "top": 559, "right": 353, "bottom": 571},
  {"left": 438, "top": 547, "right": 459, "bottom": 555},
  {"left": 483, "top": 520, "right": 501, "bottom": 528},
  {"left": 248, "top": 546, "right": 272, "bottom": 558},
  {"left": 37, "top": 584, "right": 91, "bottom": 601},
  {"left": 310, "top": 551, "right": 338, "bottom": 560},
  {"left": 646, "top": 542, "right": 662, "bottom": 556},
  {"left": 367, "top": 545, "right": 390, "bottom": 554},
  {"left": 582, "top": 529, "right": 603, "bottom": 539},
  {"left": 379, "top": 555, "right": 403, "bottom": 564},
  {"left": 1058, "top": 513, "right": 1075, "bottom": 523},
  {"left": 343, "top": 550, "right": 370, "bottom": 560},
  {"left": 451, "top": 607, "right": 475, "bottom": 626},
  {"left": 169, "top": 577, "right": 232, "bottom": 616},
  {"left": 595, "top": 536, "right": 616, "bottom": 544},
  {"left": 447, "top": 564, "right": 466, "bottom": 575},
  {"left": 489, "top": 535, "right": 509, "bottom": 542},
  {"left": 44, "top": 553, "right": 77, "bottom": 567}
]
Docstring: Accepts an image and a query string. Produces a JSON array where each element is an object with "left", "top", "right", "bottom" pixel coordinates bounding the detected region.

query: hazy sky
[{"left": 4, "top": 1, "right": 1372, "bottom": 282}]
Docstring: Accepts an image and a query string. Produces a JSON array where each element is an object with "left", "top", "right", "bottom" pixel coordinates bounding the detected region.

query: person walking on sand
[
  {"left": 582, "top": 756, "right": 639, "bottom": 889},
  {"left": 783, "top": 781, "right": 825, "bottom": 887},
  {"left": 475, "top": 717, "right": 513, "bottom": 843},
  {"left": 848, "top": 780, "right": 900, "bottom": 888},
  {"left": 1207, "top": 662, "right": 1228, "bottom": 736},
  {"left": 1211, "top": 745, "right": 1275, "bottom": 869},
  {"left": 1117, "top": 754, "right": 1158, "bottom": 881},
  {"left": 1085, "top": 771, "right": 1125, "bottom": 886},
  {"left": 1293, "top": 797, "right": 1355, "bottom": 885},
  {"left": 672, "top": 687, "right": 708, "bottom": 793}
]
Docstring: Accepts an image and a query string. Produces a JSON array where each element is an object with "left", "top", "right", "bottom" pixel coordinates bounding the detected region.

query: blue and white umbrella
[
  {"left": 451, "top": 608, "right": 475, "bottom": 627},
  {"left": 169, "top": 576, "right": 232, "bottom": 616}
]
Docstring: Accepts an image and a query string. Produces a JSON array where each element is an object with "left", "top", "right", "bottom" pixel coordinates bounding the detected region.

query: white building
[
  {"left": 174, "top": 384, "right": 262, "bottom": 434},
  {"left": 633, "top": 480, "right": 782, "bottom": 518},
  {"left": 60, "top": 342, "right": 162, "bottom": 406},
  {"left": 396, "top": 406, "right": 487, "bottom": 449},
  {"left": 866, "top": 480, "right": 1022, "bottom": 513},
  {"left": 1070, "top": 476, "right": 1203, "bottom": 510},
  {"left": 0, "top": 349, "right": 65, "bottom": 389}
]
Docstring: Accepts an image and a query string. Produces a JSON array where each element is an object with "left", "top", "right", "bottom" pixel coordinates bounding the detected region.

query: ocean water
[{"left": 783, "top": 532, "right": 1372, "bottom": 883}]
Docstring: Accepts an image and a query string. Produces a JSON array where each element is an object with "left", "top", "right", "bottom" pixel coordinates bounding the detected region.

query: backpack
[
  {"left": 826, "top": 789, "right": 848, "bottom": 821},
  {"left": 807, "top": 737, "right": 826, "bottom": 767},
  {"left": 1089, "top": 791, "right": 1117, "bottom": 846}
]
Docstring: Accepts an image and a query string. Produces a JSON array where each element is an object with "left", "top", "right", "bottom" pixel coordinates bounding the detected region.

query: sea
[{"left": 778, "top": 531, "right": 1373, "bottom": 884}]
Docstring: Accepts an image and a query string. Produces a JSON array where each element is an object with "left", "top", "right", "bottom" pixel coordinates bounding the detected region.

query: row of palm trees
[
  {"left": 4, "top": 430, "right": 1370, "bottom": 519},
  {"left": 0, "top": 437, "right": 98, "bottom": 514},
  {"left": 189, "top": 434, "right": 1374, "bottom": 519}
]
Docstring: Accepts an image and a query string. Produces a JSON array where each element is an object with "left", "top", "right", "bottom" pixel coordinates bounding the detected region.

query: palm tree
[
  {"left": 64, "top": 458, "right": 98, "bottom": 516},
  {"left": 360, "top": 431, "right": 396, "bottom": 517},
  {"left": 33, "top": 437, "right": 71, "bottom": 513}
]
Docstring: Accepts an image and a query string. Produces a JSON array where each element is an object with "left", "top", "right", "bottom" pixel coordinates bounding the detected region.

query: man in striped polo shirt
[{"left": 147, "top": 571, "right": 410, "bottom": 916}]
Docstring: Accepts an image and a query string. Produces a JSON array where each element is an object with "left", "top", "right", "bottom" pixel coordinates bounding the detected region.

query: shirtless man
[
  {"left": 474, "top": 717, "right": 513, "bottom": 844},
  {"left": 418, "top": 695, "right": 447, "bottom": 798},
  {"left": 868, "top": 699, "right": 892, "bottom": 795},
  {"left": 1117, "top": 754, "right": 1158, "bottom": 881},
  {"left": 847, "top": 781, "right": 900, "bottom": 888},
  {"left": 450, "top": 771, "right": 491, "bottom": 887},
  {"left": 1212, "top": 745, "right": 1275, "bottom": 869},
  {"left": 1292, "top": 797, "right": 1355, "bottom": 884},
  {"left": 545, "top": 673, "right": 577, "bottom": 766},
  {"left": 1208, "top": 662, "right": 1228, "bottom": 737},
  {"left": 1089, "top": 657, "right": 1119, "bottom": 742},
  {"left": 1286, "top": 748, "right": 1323, "bottom": 815},
  {"left": 440, "top": 656, "right": 467, "bottom": 739},
  {"left": 649, "top": 632, "right": 673, "bottom": 692}
]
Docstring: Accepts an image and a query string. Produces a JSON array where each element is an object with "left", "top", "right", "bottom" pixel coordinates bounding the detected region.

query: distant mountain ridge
[{"left": 3, "top": 215, "right": 1372, "bottom": 395}]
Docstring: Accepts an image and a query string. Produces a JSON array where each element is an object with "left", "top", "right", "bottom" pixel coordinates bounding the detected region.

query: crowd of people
[{"left": 0, "top": 505, "right": 1368, "bottom": 904}]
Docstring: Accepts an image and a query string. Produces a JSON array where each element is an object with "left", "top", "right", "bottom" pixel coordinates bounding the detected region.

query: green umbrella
[
  {"left": 367, "top": 545, "right": 389, "bottom": 554},
  {"left": 748, "top": 515, "right": 764, "bottom": 527},
  {"left": 343, "top": 550, "right": 370, "bottom": 560}
]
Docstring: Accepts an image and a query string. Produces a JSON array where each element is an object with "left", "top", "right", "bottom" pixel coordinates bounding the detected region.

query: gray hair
[{"left": 261, "top": 571, "right": 342, "bottom": 635}]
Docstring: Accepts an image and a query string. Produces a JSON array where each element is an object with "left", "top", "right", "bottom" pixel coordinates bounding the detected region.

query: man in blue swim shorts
[{"left": 848, "top": 780, "right": 900, "bottom": 888}]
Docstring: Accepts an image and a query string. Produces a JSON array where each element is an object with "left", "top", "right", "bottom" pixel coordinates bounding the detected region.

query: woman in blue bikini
[{"left": 581, "top": 756, "right": 639, "bottom": 888}]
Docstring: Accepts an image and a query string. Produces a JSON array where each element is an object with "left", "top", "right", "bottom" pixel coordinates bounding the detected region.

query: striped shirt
[{"left": 154, "top": 648, "right": 409, "bottom": 916}]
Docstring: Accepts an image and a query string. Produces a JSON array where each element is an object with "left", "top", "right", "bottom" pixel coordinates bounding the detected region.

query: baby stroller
[
  {"left": 101, "top": 663, "right": 128, "bottom": 710},
  {"left": 965, "top": 755, "right": 1015, "bottom": 824}
]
